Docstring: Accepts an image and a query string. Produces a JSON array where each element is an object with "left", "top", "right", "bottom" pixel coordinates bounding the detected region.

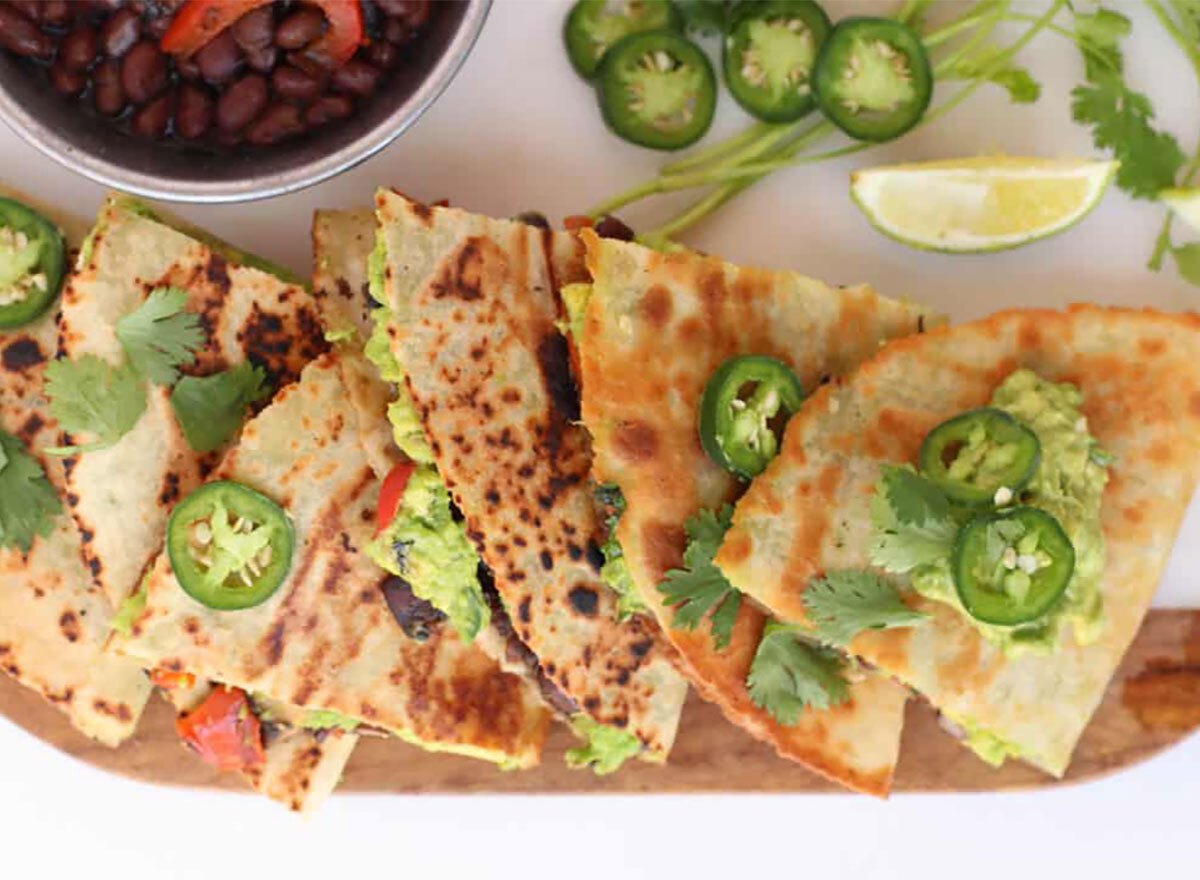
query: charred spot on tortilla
[
  {"left": 536, "top": 331, "right": 581, "bottom": 425},
  {"left": 613, "top": 421, "right": 658, "bottom": 463},
  {"left": 568, "top": 585, "right": 600, "bottom": 617},
  {"left": 2, "top": 337, "right": 45, "bottom": 372},
  {"left": 18, "top": 413, "right": 45, "bottom": 446},
  {"left": 430, "top": 236, "right": 500, "bottom": 302},
  {"left": 58, "top": 611, "right": 81, "bottom": 643}
]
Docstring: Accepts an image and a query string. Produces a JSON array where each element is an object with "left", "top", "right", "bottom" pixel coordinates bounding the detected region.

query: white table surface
[{"left": 2, "top": 2, "right": 1197, "bottom": 877}]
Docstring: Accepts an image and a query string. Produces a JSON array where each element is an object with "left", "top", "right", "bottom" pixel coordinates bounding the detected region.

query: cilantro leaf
[
  {"left": 658, "top": 504, "right": 742, "bottom": 650},
  {"left": 868, "top": 465, "right": 958, "bottom": 573},
  {"left": 45, "top": 356, "right": 147, "bottom": 455},
  {"left": 1172, "top": 243, "right": 1200, "bottom": 285},
  {"left": 946, "top": 50, "right": 1041, "bottom": 103},
  {"left": 1072, "top": 7, "right": 1130, "bottom": 79},
  {"left": 804, "top": 570, "right": 927, "bottom": 647},
  {"left": 0, "top": 430, "right": 61, "bottom": 553},
  {"left": 747, "top": 622, "right": 850, "bottom": 725},
  {"left": 170, "top": 361, "right": 270, "bottom": 453},
  {"left": 114, "top": 287, "right": 205, "bottom": 386}
]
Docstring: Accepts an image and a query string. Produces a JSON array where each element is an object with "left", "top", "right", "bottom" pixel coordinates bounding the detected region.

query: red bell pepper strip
[
  {"left": 176, "top": 685, "right": 266, "bottom": 772},
  {"left": 161, "top": 0, "right": 365, "bottom": 68},
  {"left": 376, "top": 460, "right": 417, "bottom": 534}
]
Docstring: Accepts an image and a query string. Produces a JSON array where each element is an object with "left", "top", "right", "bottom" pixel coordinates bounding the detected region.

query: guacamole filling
[
  {"left": 908, "top": 370, "right": 1108, "bottom": 652},
  {"left": 565, "top": 714, "right": 644, "bottom": 775},
  {"left": 364, "top": 235, "right": 489, "bottom": 642}
]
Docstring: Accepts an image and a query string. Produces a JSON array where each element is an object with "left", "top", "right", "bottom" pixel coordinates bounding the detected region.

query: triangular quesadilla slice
[
  {"left": 115, "top": 352, "right": 551, "bottom": 811},
  {"left": 372, "top": 191, "right": 688, "bottom": 768},
  {"left": 0, "top": 186, "right": 151, "bottom": 746},
  {"left": 575, "top": 231, "right": 941, "bottom": 794},
  {"left": 57, "top": 195, "right": 328, "bottom": 611},
  {"left": 715, "top": 306, "right": 1200, "bottom": 776}
]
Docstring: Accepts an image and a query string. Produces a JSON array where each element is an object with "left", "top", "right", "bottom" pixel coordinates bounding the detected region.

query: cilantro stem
[
  {"left": 1145, "top": 0, "right": 1200, "bottom": 272},
  {"left": 659, "top": 121, "right": 776, "bottom": 176}
]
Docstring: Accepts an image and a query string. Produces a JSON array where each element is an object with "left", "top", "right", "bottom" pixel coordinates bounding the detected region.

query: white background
[{"left": 1, "top": 2, "right": 1197, "bottom": 877}]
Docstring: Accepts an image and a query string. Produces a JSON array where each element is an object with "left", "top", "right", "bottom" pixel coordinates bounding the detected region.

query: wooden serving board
[{"left": 3, "top": 610, "right": 1198, "bottom": 795}]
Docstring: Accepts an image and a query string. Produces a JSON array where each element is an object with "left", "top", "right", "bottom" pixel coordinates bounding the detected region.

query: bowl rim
[{"left": 0, "top": 0, "right": 492, "bottom": 204}]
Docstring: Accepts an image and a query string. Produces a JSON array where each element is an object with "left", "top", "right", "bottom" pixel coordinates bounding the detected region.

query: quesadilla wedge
[
  {"left": 574, "top": 231, "right": 940, "bottom": 795},
  {"left": 0, "top": 186, "right": 151, "bottom": 746},
  {"left": 714, "top": 306, "right": 1200, "bottom": 776},
  {"left": 57, "top": 195, "right": 327, "bottom": 612},
  {"left": 114, "top": 352, "right": 551, "bottom": 804},
  {"left": 372, "top": 191, "right": 688, "bottom": 768}
]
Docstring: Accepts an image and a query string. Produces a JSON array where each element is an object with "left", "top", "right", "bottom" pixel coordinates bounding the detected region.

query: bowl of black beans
[{"left": 0, "top": 0, "right": 490, "bottom": 202}]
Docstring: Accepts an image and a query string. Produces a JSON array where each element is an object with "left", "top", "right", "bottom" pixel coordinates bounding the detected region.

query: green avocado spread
[
  {"left": 907, "top": 370, "right": 1109, "bottom": 655},
  {"left": 565, "top": 714, "right": 643, "bottom": 775},
  {"left": 364, "top": 231, "right": 489, "bottom": 643}
]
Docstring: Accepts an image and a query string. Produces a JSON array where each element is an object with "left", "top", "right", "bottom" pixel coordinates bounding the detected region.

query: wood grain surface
[{"left": 2, "top": 610, "right": 1197, "bottom": 796}]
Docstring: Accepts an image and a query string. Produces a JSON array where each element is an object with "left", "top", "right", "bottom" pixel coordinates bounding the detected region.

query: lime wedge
[
  {"left": 1162, "top": 187, "right": 1200, "bottom": 234},
  {"left": 850, "top": 157, "right": 1118, "bottom": 253}
]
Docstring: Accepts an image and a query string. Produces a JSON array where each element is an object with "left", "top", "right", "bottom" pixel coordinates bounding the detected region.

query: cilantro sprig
[
  {"left": 804, "top": 570, "right": 928, "bottom": 648},
  {"left": 0, "top": 430, "right": 62, "bottom": 553},
  {"left": 45, "top": 356, "right": 147, "bottom": 455},
  {"left": 658, "top": 504, "right": 742, "bottom": 650},
  {"left": 747, "top": 622, "right": 850, "bottom": 725},
  {"left": 170, "top": 361, "right": 270, "bottom": 453},
  {"left": 114, "top": 287, "right": 205, "bottom": 386}
]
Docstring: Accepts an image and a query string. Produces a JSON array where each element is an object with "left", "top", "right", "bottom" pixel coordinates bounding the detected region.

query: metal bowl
[{"left": 0, "top": 1, "right": 490, "bottom": 203}]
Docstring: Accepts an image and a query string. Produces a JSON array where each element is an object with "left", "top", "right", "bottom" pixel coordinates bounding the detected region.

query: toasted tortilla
[
  {"left": 58, "top": 196, "right": 328, "bottom": 611},
  {"left": 116, "top": 353, "right": 550, "bottom": 779},
  {"left": 575, "top": 231, "right": 941, "bottom": 794},
  {"left": 715, "top": 306, "right": 1200, "bottom": 776},
  {"left": 374, "top": 191, "right": 688, "bottom": 761},
  {"left": 0, "top": 186, "right": 152, "bottom": 746}
]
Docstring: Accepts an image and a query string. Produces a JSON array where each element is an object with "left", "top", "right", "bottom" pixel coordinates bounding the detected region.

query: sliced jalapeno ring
[
  {"left": 167, "top": 480, "right": 294, "bottom": 612},
  {"left": 565, "top": 0, "right": 684, "bottom": 79},
  {"left": 723, "top": 0, "right": 831, "bottom": 123},
  {"left": 699, "top": 354, "right": 806, "bottom": 480},
  {"left": 953, "top": 507, "right": 1075, "bottom": 627},
  {"left": 812, "top": 17, "right": 932, "bottom": 142},
  {"left": 918, "top": 407, "right": 1041, "bottom": 507},
  {"left": 0, "top": 197, "right": 66, "bottom": 330},
  {"left": 597, "top": 29, "right": 717, "bottom": 151}
]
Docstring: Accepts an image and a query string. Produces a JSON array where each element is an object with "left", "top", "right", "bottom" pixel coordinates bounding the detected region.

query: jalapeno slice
[
  {"left": 565, "top": 0, "right": 684, "bottom": 79},
  {"left": 597, "top": 29, "right": 717, "bottom": 151},
  {"left": 699, "top": 355, "right": 806, "bottom": 479},
  {"left": 953, "top": 507, "right": 1075, "bottom": 627},
  {"left": 167, "top": 481, "right": 294, "bottom": 611},
  {"left": 723, "top": 0, "right": 831, "bottom": 122},
  {"left": 0, "top": 198, "right": 66, "bottom": 330},
  {"left": 918, "top": 407, "right": 1041, "bottom": 507},
  {"left": 812, "top": 17, "right": 932, "bottom": 142}
]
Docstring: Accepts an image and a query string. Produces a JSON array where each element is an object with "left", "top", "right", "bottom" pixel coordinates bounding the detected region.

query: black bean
[
  {"left": 515, "top": 211, "right": 551, "bottom": 230},
  {"left": 366, "top": 39, "right": 399, "bottom": 69},
  {"left": 246, "top": 102, "right": 304, "bottom": 145},
  {"left": 0, "top": 6, "right": 53, "bottom": 59},
  {"left": 305, "top": 93, "right": 352, "bottom": 126},
  {"left": 41, "top": 0, "right": 71, "bottom": 27},
  {"left": 48, "top": 60, "right": 88, "bottom": 96},
  {"left": 144, "top": 12, "right": 172, "bottom": 40},
  {"left": 100, "top": 7, "right": 141, "bottom": 58},
  {"left": 380, "top": 576, "right": 446, "bottom": 642},
  {"left": 243, "top": 43, "right": 278, "bottom": 74},
  {"left": 175, "top": 83, "right": 213, "bottom": 139},
  {"left": 232, "top": 5, "right": 274, "bottom": 51},
  {"left": 215, "top": 73, "right": 268, "bottom": 132},
  {"left": 132, "top": 90, "right": 173, "bottom": 138},
  {"left": 274, "top": 8, "right": 324, "bottom": 50},
  {"left": 195, "top": 28, "right": 242, "bottom": 84},
  {"left": 175, "top": 53, "right": 200, "bottom": 80},
  {"left": 331, "top": 59, "right": 379, "bottom": 97},
  {"left": 270, "top": 65, "right": 322, "bottom": 103},
  {"left": 121, "top": 40, "right": 167, "bottom": 103},
  {"left": 92, "top": 59, "right": 125, "bottom": 116},
  {"left": 10, "top": 1, "right": 42, "bottom": 23},
  {"left": 594, "top": 214, "right": 636, "bottom": 242},
  {"left": 382, "top": 17, "right": 407, "bottom": 45},
  {"left": 379, "top": 0, "right": 429, "bottom": 29},
  {"left": 59, "top": 27, "right": 99, "bottom": 72}
]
